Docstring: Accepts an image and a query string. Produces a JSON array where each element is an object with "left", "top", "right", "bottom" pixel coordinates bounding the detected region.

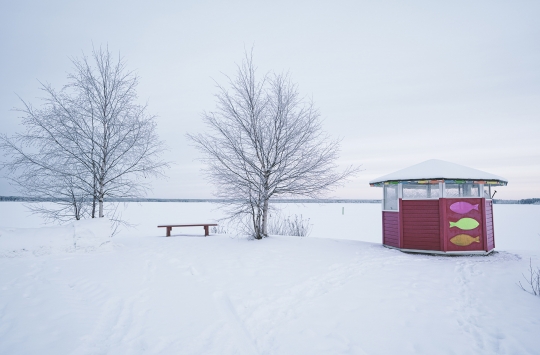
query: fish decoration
[
  {"left": 449, "top": 218, "right": 479, "bottom": 230},
  {"left": 449, "top": 202, "right": 479, "bottom": 214},
  {"left": 450, "top": 234, "right": 480, "bottom": 246}
]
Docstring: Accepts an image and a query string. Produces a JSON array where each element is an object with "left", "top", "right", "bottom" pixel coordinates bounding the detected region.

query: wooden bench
[{"left": 157, "top": 223, "right": 218, "bottom": 237}]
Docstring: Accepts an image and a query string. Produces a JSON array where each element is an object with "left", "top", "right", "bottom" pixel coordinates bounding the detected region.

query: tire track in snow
[
  {"left": 184, "top": 253, "right": 390, "bottom": 355},
  {"left": 69, "top": 251, "right": 157, "bottom": 354},
  {"left": 214, "top": 291, "right": 260, "bottom": 354},
  {"left": 70, "top": 286, "right": 153, "bottom": 355},
  {"left": 181, "top": 291, "right": 260, "bottom": 355}
]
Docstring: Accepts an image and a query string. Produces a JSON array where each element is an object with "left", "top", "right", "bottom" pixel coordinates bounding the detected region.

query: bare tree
[
  {"left": 189, "top": 53, "right": 358, "bottom": 239},
  {"left": 0, "top": 46, "right": 168, "bottom": 221}
]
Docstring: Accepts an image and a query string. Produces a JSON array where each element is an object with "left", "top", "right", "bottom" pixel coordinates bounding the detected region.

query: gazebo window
[
  {"left": 383, "top": 184, "right": 398, "bottom": 211},
  {"left": 483, "top": 185, "right": 492, "bottom": 199},
  {"left": 445, "top": 183, "right": 481, "bottom": 198},
  {"left": 402, "top": 183, "right": 440, "bottom": 199}
]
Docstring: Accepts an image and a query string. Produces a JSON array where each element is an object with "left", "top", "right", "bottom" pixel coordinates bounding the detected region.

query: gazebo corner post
[
  {"left": 481, "top": 198, "right": 489, "bottom": 252},
  {"left": 439, "top": 197, "right": 448, "bottom": 252},
  {"left": 438, "top": 181, "right": 447, "bottom": 252},
  {"left": 398, "top": 198, "right": 404, "bottom": 249},
  {"left": 491, "top": 201, "right": 496, "bottom": 250},
  {"left": 397, "top": 183, "right": 403, "bottom": 248},
  {"left": 381, "top": 211, "right": 385, "bottom": 246}
]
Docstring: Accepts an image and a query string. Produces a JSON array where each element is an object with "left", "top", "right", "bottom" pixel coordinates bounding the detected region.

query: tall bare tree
[
  {"left": 0, "top": 46, "right": 168, "bottom": 221},
  {"left": 189, "top": 54, "right": 357, "bottom": 239}
]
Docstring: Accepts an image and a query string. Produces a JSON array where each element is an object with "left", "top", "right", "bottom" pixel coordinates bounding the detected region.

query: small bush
[
  {"left": 518, "top": 258, "right": 540, "bottom": 297},
  {"left": 268, "top": 214, "right": 312, "bottom": 237},
  {"left": 211, "top": 225, "right": 229, "bottom": 234}
]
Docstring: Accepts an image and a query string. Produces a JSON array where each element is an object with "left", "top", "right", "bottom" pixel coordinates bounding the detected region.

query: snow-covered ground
[{"left": 0, "top": 202, "right": 539, "bottom": 354}]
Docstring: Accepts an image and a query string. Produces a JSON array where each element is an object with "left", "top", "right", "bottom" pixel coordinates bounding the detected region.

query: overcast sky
[{"left": 1, "top": 0, "right": 539, "bottom": 199}]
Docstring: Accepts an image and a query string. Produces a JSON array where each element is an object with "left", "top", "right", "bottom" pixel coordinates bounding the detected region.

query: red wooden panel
[
  {"left": 402, "top": 215, "right": 439, "bottom": 219},
  {"left": 402, "top": 212, "right": 440, "bottom": 216},
  {"left": 401, "top": 201, "right": 441, "bottom": 206},
  {"left": 403, "top": 221, "right": 440, "bottom": 227},
  {"left": 384, "top": 221, "right": 399, "bottom": 228},
  {"left": 445, "top": 198, "right": 484, "bottom": 252},
  {"left": 385, "top": 238, "right": 400, "bottom": 246},
  {"left": 402, "top": 213, "right": 440, "bottom": 218},
  {"left": 485, "top": 200, "right": 495, "bottom": 250},
  {"left": 383, "top": 211, "right": 400, "bottom": 248},
  {"left": 401, "top": 200, "right": 441, "bottom": 251}
]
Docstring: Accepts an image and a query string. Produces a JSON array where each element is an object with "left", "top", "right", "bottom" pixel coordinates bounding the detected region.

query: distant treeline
[
  {"left": 0, "top": 196, "right": 381, "bottom": 204},
  {"left": 492, "top": 198, "right": 540, "bottom": 205},
  {"left": 1, "top": 196, "right": 539, "bottom": 204}
]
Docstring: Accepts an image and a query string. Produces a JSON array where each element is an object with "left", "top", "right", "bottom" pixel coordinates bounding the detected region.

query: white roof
[{"left": 369, "top": 159, "right": 508, "bottom": 184}]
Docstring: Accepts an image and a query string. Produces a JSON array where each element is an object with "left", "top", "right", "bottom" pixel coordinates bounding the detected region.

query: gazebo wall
[
  {"left": 382, "top": 211, "right": 400, "bottom": 248},
  {"left": 382, "top": 197, "right": 495, "bottom": 253},
  {"left": 401, "top": 200, "right": 441, "bottom": 251}
]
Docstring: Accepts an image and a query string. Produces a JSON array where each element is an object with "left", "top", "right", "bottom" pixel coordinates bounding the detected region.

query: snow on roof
[{"left": 369, "top": 159, "right": 508, "bottom": 185}]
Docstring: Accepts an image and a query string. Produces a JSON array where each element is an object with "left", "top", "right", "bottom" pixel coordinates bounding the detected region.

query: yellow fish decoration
[{"left": 450, "top": 234, "right": 480, "bottom": 246}]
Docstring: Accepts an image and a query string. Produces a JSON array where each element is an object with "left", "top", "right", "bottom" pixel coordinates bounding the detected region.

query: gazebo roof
[{"left": 369, "top": 159, "right": 508, "bottom": 186}]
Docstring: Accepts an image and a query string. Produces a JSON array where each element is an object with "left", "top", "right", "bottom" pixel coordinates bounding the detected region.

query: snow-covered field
[{"left": 1, "top": 202, "right": 539, "bottom": 354}]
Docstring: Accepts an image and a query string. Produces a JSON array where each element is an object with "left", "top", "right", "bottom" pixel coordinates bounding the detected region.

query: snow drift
[{"left": 0, "top": 218, "right": 112, "bottom": 257}]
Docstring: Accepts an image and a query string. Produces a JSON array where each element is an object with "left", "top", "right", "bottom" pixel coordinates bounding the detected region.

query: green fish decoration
[
  {"left": 449, "top": 218, "right": 479, "bottom": 230},
  {"left": 450, "top": 234, "right": 480, "bottom": 246}
]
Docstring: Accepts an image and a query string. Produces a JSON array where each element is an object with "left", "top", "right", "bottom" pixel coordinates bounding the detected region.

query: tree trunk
[
  {"left": 252, "top": 204, "right": 262, "bottom": 240},
  {"left": 98, "top": 178, "right": 104, "bottom": 218},
  {"left": 73, "top": 202, "right": 80, "bottom": 220},
  {"left": 99, "top": 197, "right": 104, "bottom": 218},
  {"left": 262, "top": 197, "right": 269, "bottom": 237},
  {"left": 91, "top": 173, "right": 97, "bottom": 218}
]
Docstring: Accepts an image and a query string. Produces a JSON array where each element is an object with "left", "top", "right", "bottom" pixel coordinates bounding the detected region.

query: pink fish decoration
[{"left": 450, "top": 202, "right": 479, "bottom": 214}]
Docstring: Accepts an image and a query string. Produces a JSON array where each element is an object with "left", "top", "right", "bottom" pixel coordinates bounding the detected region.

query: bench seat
[{"left": 157, "top": 223, "right": 218, "bottom": 237}]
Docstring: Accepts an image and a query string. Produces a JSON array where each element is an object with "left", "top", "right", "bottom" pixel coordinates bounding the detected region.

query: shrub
[
  {"left": 518, "top": 258, "right": 540, "bottom": 297},
  {"left": 268, "top": 214, "right": 312, "bottom": 237},
  {"left": 210, "top": 225, "right": 229, "bottom": 235}
]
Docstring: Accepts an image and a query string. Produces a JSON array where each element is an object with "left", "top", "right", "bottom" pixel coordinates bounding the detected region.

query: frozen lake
[{"left": 0, "top": 202, "right": 538, "bottom": 251}]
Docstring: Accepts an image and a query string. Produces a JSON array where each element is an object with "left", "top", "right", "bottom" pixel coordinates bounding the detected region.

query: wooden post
[
  {"left": 204, "top": 225, "right": 209, "bottom": 236},
  {"left": 490, "top": 200, "right": 495, "bottom": 249},
  {"left": 166, "top": 227, "right": 171, "bottom": 237},
  {"left": 398, "top": 198, "right": 403, "bottom": 249},
  {"left": 481, "top": 198, "right": 488, "bottom": 251},
  {"left": 438, "top": 199, "right": 445, "bottom": 252}
]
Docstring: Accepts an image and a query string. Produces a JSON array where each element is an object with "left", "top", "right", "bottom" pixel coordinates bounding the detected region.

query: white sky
[{"left": 1, "top": 0, "right": 539, "bottom": 199}]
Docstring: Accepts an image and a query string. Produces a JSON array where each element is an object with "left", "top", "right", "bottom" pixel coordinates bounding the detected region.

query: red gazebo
[{"left": 370, "top": 159, "right": 508, "bottom": 255}]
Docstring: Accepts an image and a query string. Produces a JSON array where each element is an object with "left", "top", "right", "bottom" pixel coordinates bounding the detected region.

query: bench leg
[
  {"left": 166, "top": 227, "right": 171, "bottom": 237},
  {"left": 204, "top": 225, "right": 209, "bottom": 237}
]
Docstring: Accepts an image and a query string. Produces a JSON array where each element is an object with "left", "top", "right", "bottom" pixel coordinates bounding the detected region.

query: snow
[
  {"left": 1, "top": 202, "right": 539, "bottom": 354},
  {"left": 0, "top": 218, "right": 112, "bottom": 257},
  {"left": 369, "top": 159, "right": 508, "bottom": 184}
]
